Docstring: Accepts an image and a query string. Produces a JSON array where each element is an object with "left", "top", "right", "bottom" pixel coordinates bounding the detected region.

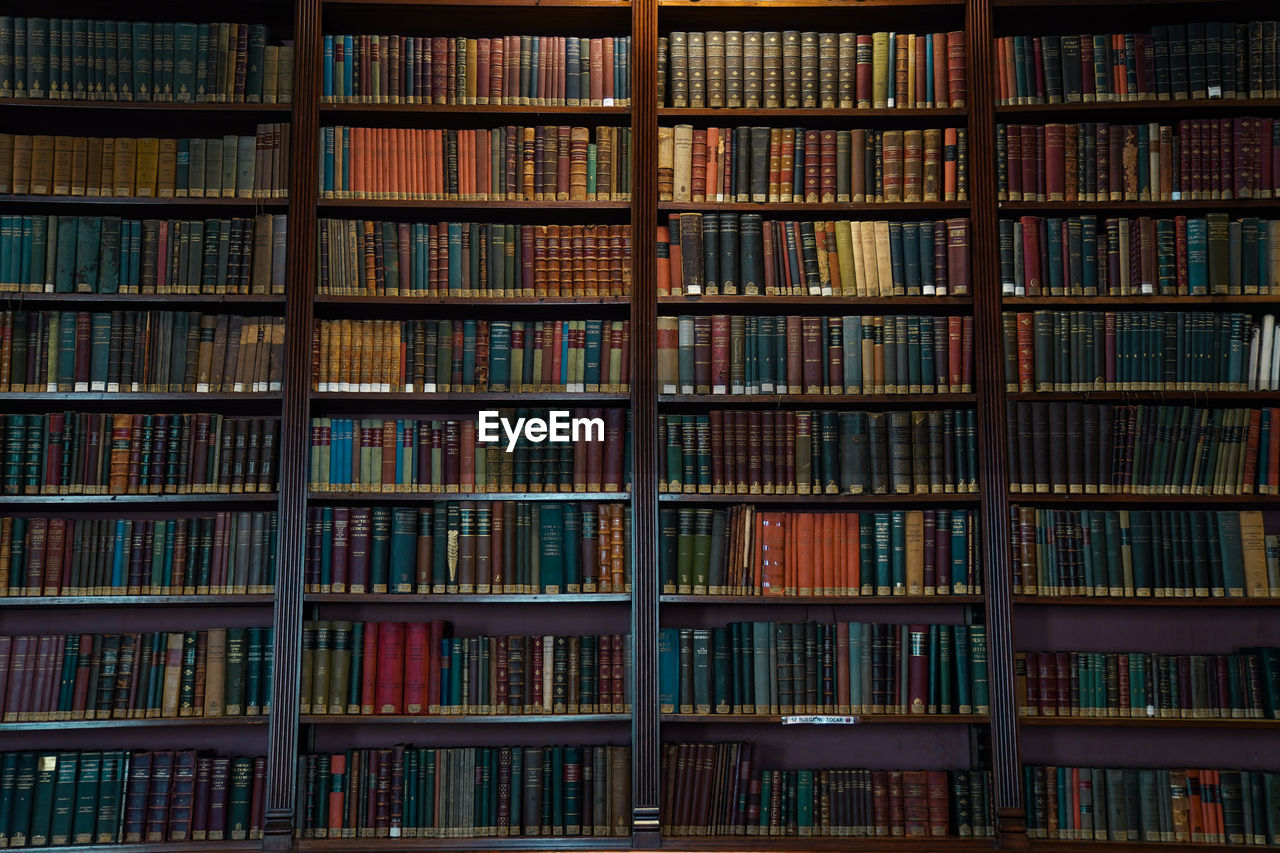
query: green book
[
  {"left": 173, "top": 23, "right": 197, "bottom": 102},
  {"left": 49, "top": 753, "right": 79, "bottom": 845},
  {"left": 537, "top": 504, "right": 565, "bottom": 593},
  {"left": 970, "top": 625, "right": 990, "bottom": 714},
  {"left": 28, "top": 752, "right": 58, "bottom": 846},
  {"left": 692, "top": 628, "right": 712, "bottom": 714},
  {"left": 223, "top": 627, "right": 247, "bottom": 715},
  {"left": 95, "top": 751, "right": 127, "bottom": 843},
  {"left": 227, "top": 757, "right": 253, "bottom": 840}
]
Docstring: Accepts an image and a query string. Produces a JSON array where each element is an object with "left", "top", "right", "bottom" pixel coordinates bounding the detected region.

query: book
[
  {"left": 659, "top": 124, "right": 967, "bottom": 203},
  {"left": 658, "top": 620, "right": 990, "bottom": 716},
  {"left": 313, "top": 318, "right": 629, "bottom": 393},
  {"left": 299, "top": 620, "right": 630, "bottom": 716},
  {"left": 322, "top": 34, "right": 631, "bottom": 107},
  {"left": 659, "top": 506, "right": 980, "bottom": 596},
  {"left": 658, "top": 408, "right": 979, "bottom": 495},
  {"left": 657, "top": 313, "right": 973, "bottom": 395},
  {"left": 305, "top": 501, "right": 629, "bottom": 595},
  {"left": 0, "top": 412, "right": 278, "bottom": 495},
  {"left": 660, "top": 742, "right": 994, "bottom": 838},
  {"left": 0, "top": 511, "right": 278, "bottom": 597},
  {"left": 319, "top": 125, "right": 631, "bottom": 201},
  {"left": 317, "top": 220, "right": 631, "bottom": 298},
  {"left": 658, "top": 216, "right": 971, "bottom": 297},
  {"left": 0, "top": 628, "right": 272, "bottom": 721},
  {"left": 660, "top": 30, "right": 966, "bottom": 109}
]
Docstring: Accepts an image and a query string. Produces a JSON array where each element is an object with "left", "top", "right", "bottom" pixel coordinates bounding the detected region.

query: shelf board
[
  {"left": 999, "top": 199, "right": 1276, "bottom": 212},
  {"left": 321, "top": 102, "right": 629, "bottom": 116},
  {"left": 310, "top": 491, "right": 631, "bottom": 502},
  {"left": 659, "top": 393, "right": 976, "bottom": 406},
  {"left": 0, "top": 716, "right": 269, "bottom": 731},
  {"left": 15, "top": 845, "right": 259, "bottom": 853},
  {"left": 302, "top": 713, "right": 629, "bottom": 724},
  {"left": 996, "top": 98, "right": 1280, "bottom": 115},
  {"left": 0, "top": 292, "right": 285, "bottom": 307},
  {"left": 0, "top": 594, "right": 274, "bottom": 608},
  {"left": 659, "top": 492, "right": 980, "bottom": 505},
  {"left": 312, "top": 391, "right": 631, "bottom": 404},
  {"left": 317, "top": 198, "right": 629, "bottom": 210},
  {"left": 656, "top": 839, "right": 996, "bottom": 852},
  {"left": 0, "top": 194, "right": 287, "bottom": 208},
  {"left": 1027, "top": 841, "right": 1274, "bottom": 853},
  {"left": 1015, "top": 595, "right": 1280, "bottom": 607},
  {"left": 658, "top": 106, "right": 967, "bottom": 119},
  {"left": 662, "top": 713, "right": 987, "bottom": 724},
  {"left": 315, "top": 295, "right": 629, "bottom": 308},
  {"left": 660, "top": 0, "right": 964, "bottom": 6},
  {"left": 324, "top": 0, "right": 627, "bottom": 5},
  {"left": 1004, "top": 390, "right": 1280, "bottom": 403},
  {"left": 297, "top": 840, "right": 632, "bottom": 852},
  {"left": 0, "top": 392, "right": 281, "bottom": 403},
  {"left": 1007, "top": 492, "right": 1279, "bottom": 506},
  {"left": 0, "top": 493, "right": 279, "bottom": 505},
  {"left": 659, "top": 295, "right": 971, "bottom": 310},
  {"left": 1020, "top": 715, "right": 1280, "bottom": 729},
  {"left": 1003, "top": 294, "right": 1280, "bottom": 308},
  {"left": 660, "top": 201, "right": 969, "bottom": 213},
  {"left": 662, "top": 594, "right": 984, "bottom": 605},
  {"left": 306, "top": 593, "right": 630, "bottom": 604},
  {"left": 0, "top": 97, "right": 290, "bottom": 113}
]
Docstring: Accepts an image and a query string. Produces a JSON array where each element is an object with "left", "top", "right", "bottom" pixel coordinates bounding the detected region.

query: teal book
[
  {"left": 890, "top": 509, "right": 907, "bottom": 593},
  {"left": 28, "top": 752, "right": 57, "bottom": 846},
  {"left": 96, "top": 217, "right": 121, "bottom": 293},
  {"left": 73, "top": 216, "right": 100, "bottom": 292},
  {"left": 173, "top": 23, "right": 197, "bottom": 102},
  {"left": 1186, "top": 217, "right": 1208, "bottom": 295},
  {"left": 537, "top": 504, "right": 565, "bottom": 593},
  {"left": 562, "top": 503, "right": 581, "bottom": 592},
  {"left": 388, "top": 507, "right": 415, "bottom": 592},
  {"left": 873, "top": 512, "right": 891, "bottom": 594},
  {"left": 115, "top": 22, "right": 132, "bottom": 101},
  {"left": 970, "top": 625, "right": 989, "bottom": 714},
  {"left": 488, "top": 321, "right": 511, "bottom": 391},
  {"left": 48, "top": 753, "right": 78, "bottom": 845},
  {"left": 246, "top": 25, "right": 266, "bottom": 102},
  {"left": 28, "top": 216, "right": 47, "bottom": 289},
  {"left": 70, "top": 751, "right": 99, "bottom": 844}
]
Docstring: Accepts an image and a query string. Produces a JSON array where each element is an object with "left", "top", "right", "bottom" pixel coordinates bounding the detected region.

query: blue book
[
  {"left": 565, "top": 38, "right": 580, "bottom": 104},
  {"left": 657, "top": 628, "right": 678, "bottom": 712},
  {"left": 925, "top": 34, "right": 934, "bottom": 105},
  {"left": 919, "top": 220, "right": 935, "bottom": 294},
  {"left": 1186, "top": 217, "right": 1209, "bottom": 294}
]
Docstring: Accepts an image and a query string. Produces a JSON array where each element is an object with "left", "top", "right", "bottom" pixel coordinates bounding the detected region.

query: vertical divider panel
[
  {"left": 264, "top": 0, "right": 322, "bottom": 845},
  {"left": 630, "top": 0, "right": 662, "bottom": 845}
]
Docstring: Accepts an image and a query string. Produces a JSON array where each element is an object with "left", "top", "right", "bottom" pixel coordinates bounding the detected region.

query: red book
[
  {"left": 374, "top": 622, "right": 404, "bottom": 714},
  {"left": 402, "top": 622, "right": 428, "bottom": 714},
  {"left": 360, "top": 623, "right": 378, "bottom": 714}
]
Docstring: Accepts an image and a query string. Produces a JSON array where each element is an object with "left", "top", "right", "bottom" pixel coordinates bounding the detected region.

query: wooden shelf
[
  {"left": 312, "top": 391, "right": 631, "bottom": 404},
  {"left": 307, "top": 592, "right": 630, "bottom": 603},
  {"left": 1027, "top": 841, "right": 1275, "bottom": 853},
  {"left": 0, "top": 594, "right": 275, "bottom": 608},
  {"left": 659, "top": 106, "right": 967, "bottom": 119},
  {"left": 310, "top": 491, "right": 631, "bottom": 502},
  {"left": 321, "top": 102, "right": 630, "bottom": 117},
  {"left": 297, "top": 840, "right": 632, "bottom": 852},
  {"left": 659, "top": 295, "right": 972, "bottom": 310},
  {"left": 999, "top": 199, "right": 1277, "bottom": 212},
  {"left": 1020, "top": 716, "right": 1280, "bottom": 729},
  {"left": 996, "top": 98, "right": 1280, "bottom": 115},
  {"left": 315, "top": 295, "right": 629, "bottom": 308},
  {"left": 662, "top": 713, "right": 987, "bottom": 724},
  {"left": 660, "top": 0, "right": 964, "bottom": 6},
  {"left": 0, "top": 493, "right": 279, "bottom": 505},
  {"left": 17, "top": 845, "right": 259, "bottom": 853},
  {"left": 324, "top": 0, "right": 627, "bottom": 6},
  {"left": 662, "top": 594, "right": 983, "bottom": 605},
  {"left": 659, "top": 393, "right": 976, "bottom": 406},
  {"left": 0, "top": 391, "right": 281, "bottom": 404},
  {"left": 659, "top": 492, "right": 980, "bottom": 505},
  {"left": 317, "top": 198, "right": 630, "bottom": 210},
  {"left": 660, "top": 201, "right": 969, "bottom": 213},
  {"left": 0, "top": 97, "right": 290, "bottom": 113},
  {"left": 302, "top": 713, "right": 630, "bottom": 724},
  {"left": 1007, "top": 492, "right": 1279, "bottom": 506},
  {"left": 1015, "top": 595, "right": 1280, "bottom": 607},
  {"left": 0, "top": 716, "right": 270, "bottom": 731},
  {"left": 1003, "top": 294, "right": 1280, "bottom": 308},
  {"left": 1004, "top": 390, "right": 1280, "bottom": 403},
  {"left": 0, "top": 194, "right": 287, "bottom": 208},
  {"left": 0, "top": 292, "right": 284, "bottom": 307},
  {"left": 655, "top": 840, "right": 996, "bottom": 852}
]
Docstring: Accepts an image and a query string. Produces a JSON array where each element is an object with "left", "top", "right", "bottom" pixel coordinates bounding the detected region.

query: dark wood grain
[
  {"left": 0, "top": 98, "right": 290, "bottom": 113},
  {"left": 1008, "top": 492, "right": 1280, "bottom": 506},
  {"left": 309, "top": 491, "right": 632, "bottom": 502},
  {"left": 658, "top": 492, "right": 981, "bottom": 505},
  {"left": 301, "top": 713, "right": 631, "bottom": 724},
  {"left": 658, "top": 393, "right": 977, "bottom": 407},
  {"left": 0, "top": 717, "right": 270, "bottom": 731},
  {"left": 662, "top": 713, "right": 989, "bottom": 724},
  {"left": 659, "top": 295, "right": 973, "bottom": 311},
  {"left": 0, "top": 595, "right": 276, "bottom": 608},
  {"left": 1014, "top": 595, "right": 1280, "bottom": 607},
  {"left": 1004, "top": 295, "right": 1280, "bottom": 308},
  {"left": 1020, "top": 716, "right": 1280, "bottom": 729},
  {"left": 662, "top": 594, "right": 986, "bottom": 605},
  {"left": 996, "top": 98, "right": 1280, "bottom": 115},
  {"left": 660, "top": 201, "right": 970, "bottom": 213},
  {"left": 1004, "top": 391, "right": 1280, "bottom": 403},
  {"left": 999, "top": 199, "right": 1279, "bottom": 212},
  {"left": 305, "top": 593, "right": 631, "bottom": 603},
  {"left": 0, "top": 493, "right": 279, "bottom": 504}
]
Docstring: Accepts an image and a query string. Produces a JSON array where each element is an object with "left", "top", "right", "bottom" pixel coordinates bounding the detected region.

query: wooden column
[
  {"left": 263, "top": 0, "right": 321, "bottom": 846},
  {"left": 967, "top": 0, "right": 1025, "bottom": 846},
  {"left": 630, "top": 0, "right": 661, "bottom": 846}
]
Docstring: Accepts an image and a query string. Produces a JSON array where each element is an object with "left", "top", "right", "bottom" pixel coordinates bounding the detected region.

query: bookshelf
[{"left": 2, "top": 0, "right": 1279, "bottom": 847}]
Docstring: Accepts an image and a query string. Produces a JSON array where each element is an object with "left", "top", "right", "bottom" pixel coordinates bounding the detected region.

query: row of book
[
  {"left": 1006, "top": 403, "right": 1279, "bottom": 496},
  {"left": 0, "top": 511, "right": 278, "bottom": 598},
  {"left": 304, "top": 503, "right": 629, "bottom": 595},
  {"left": 998, "top": 214, "right": 1280, "bottom": 297},
  {"left": 308, "top": 411, "right": 630, "bottom": 495},
  {"left": 1020, "top": 647, "right": 1280, "bottom": 719},
  {"left": 1, "top": 18, "right": 293, "bottom": 103},
  {"left": 1010, "top": 508, "right": 1278, "bottom": 599},
  {"left": 322, "top": 35, "right": 630, "bottom": 107},
  {"left": 659, "top": 215, "right": 971, "bottom": 297},
  {"left": 0, "top": 127, "right": 290, "bottom": 199},
  {"left": 0, "top": 312, "right": 283, "bottom": 394},
  {"left": 319, "top": 125, "right": 631, "bottom": 202},
  {"left": 657, "top": 314, "right": 973, "bottom": 396},
  {"left": 997, "top": 119, "right": 1279, "bottom": 202},
  {"left": 317, "top": 220, "right": 631, "bottom": 298},
  {"left": 658, "top": 409, "right": 979, "bottom": 496},
  {"left": 295, "top": 744, "right": 631, "bottom": 839},
  {"left": 313, "top": 319, "right": 629, "bottom": 394},
  {"left": 0, "top": 214, "right": 287, "bottom": 295},
  {"left": 0, "top": 413, "right": 277, "bottom": 496},
  {"left": 1024, "top": 765, "right": 1280, "bottom": 845},
  {"left": 661, "top": 742, "right": 994, "bottom": 838},
  {"left": 1002, "top": 310, "right": 1280, "bottom": 392},
  {"left": 659, "top": 621, "right": 990, "bottom": 716},
  {"left": 0, "top": 750, "right": 265, "bottom": 846},
  {"left": 659, "top": 30, "right": 966, "bottom": 110},
  {"left": 660, "top": 507, "right": 979, "bottom": 597},
  {"left": 0, "top": 627, "right": 273, "bottom": 722},
  {"left": 996, "top": 22, "right": 1280, "bottom": 105},
  {"left": 300, "top": 621, "right": 629, "bottom": 716},
  {"left": 659, "top": 125, "right": 968, "bottom": 204}
]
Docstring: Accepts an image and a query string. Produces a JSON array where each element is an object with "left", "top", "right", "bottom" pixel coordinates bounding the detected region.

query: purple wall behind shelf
[
  {"left": 307, "top": 601, "right": 631, "bottom": 636},
  {"left": 311, "top": 722, "right": 631, "bottom": 753},
  {"left": 1014, "top": 606, "right": 1280, "bottom": 653},
  {"left": 0, "top": 605, "right": 273, "bottom": 635},
  {"left": 660, "top": 602, "right": 976, "bottom": 630}
]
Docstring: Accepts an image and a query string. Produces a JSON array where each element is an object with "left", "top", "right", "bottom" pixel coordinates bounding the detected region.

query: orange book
[
  {"left": 759, "top": 512, "right": 782, "bottom": 595},
  {"left": 794, "top": 512, "right": 815, "bottom": 596},
  {"left": 845, "top": 513, "right": 860, "bottom": 594},
  {"left": 944, "top": 127, "right": 958, "bottom": 201},
  {"left": 1185, "top": 770, "right": 1204, "bottom": 843}
]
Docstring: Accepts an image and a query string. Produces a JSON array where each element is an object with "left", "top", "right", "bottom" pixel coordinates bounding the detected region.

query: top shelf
[
  {"left": 996, "top": 99, "right": 1280, "bottom": 116},
  {"left": 322, "top": 0, "right": 627, "bottom": 5}
]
